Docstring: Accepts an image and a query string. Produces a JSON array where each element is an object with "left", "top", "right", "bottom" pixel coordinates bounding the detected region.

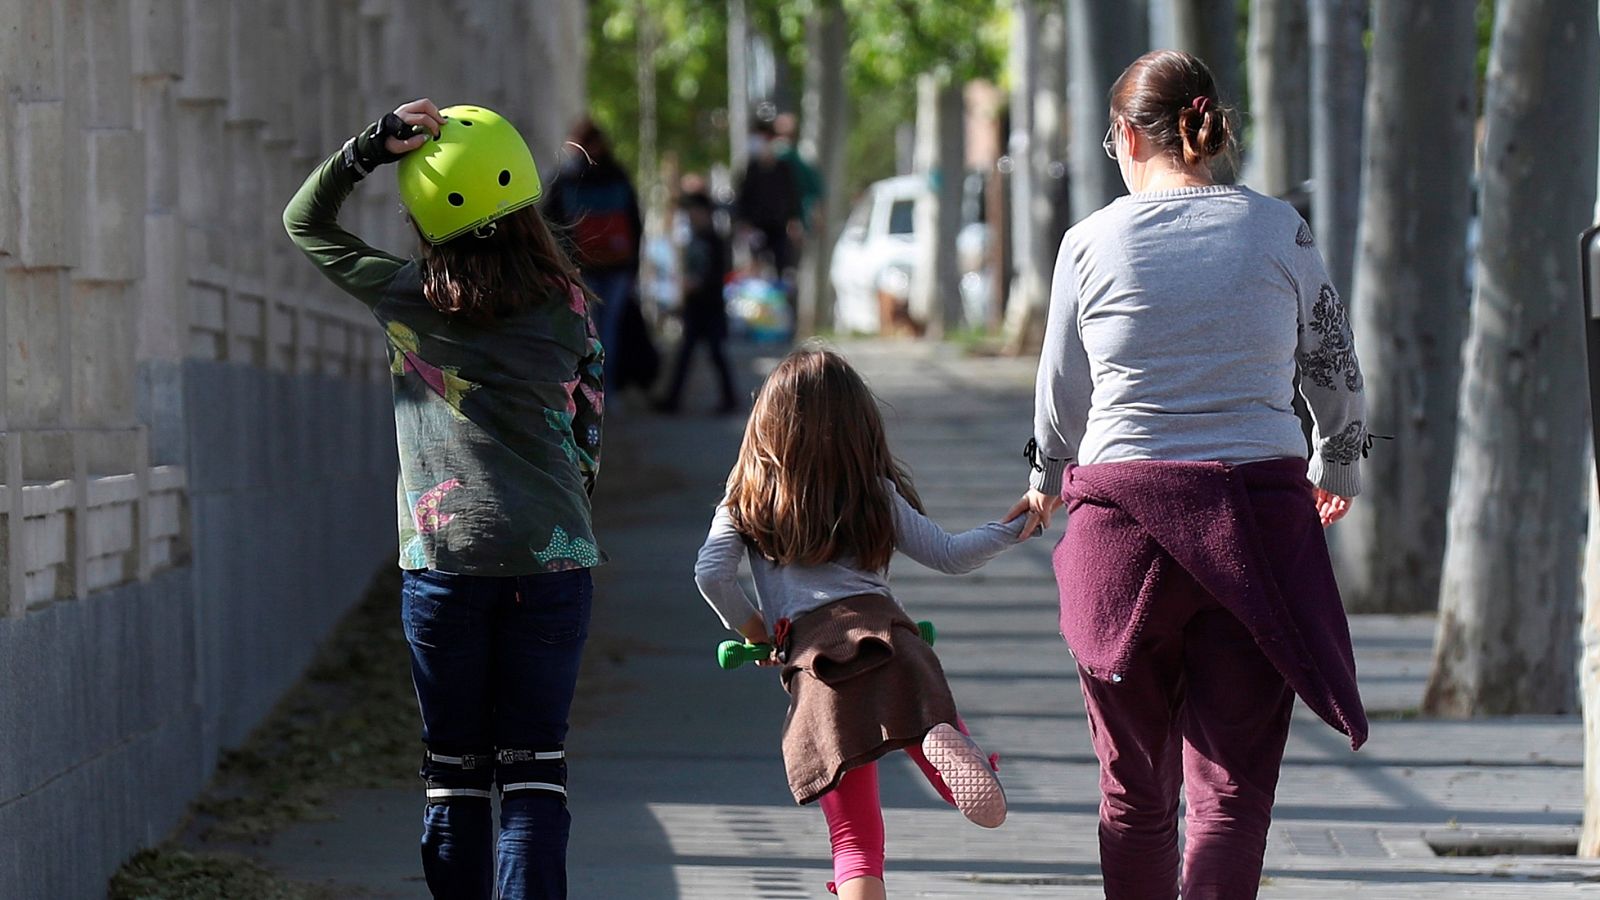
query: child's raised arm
[
  {"left": 693, "top": 502, "right": 763, "bottom": 634},
  {"left": 890, "top": 486, "right": 1030, "bottom": 575}
]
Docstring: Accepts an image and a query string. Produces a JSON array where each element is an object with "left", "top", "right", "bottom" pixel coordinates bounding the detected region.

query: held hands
[
  {"left": 1314, "top": 488, "right": 1351, "bottom": 528},
  {"left": 1006, "top": 489, "right": 1064, "bottom": 542}
]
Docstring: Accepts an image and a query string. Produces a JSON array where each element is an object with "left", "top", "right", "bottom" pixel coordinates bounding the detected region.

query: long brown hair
[
  {"left": 724, "top": 346, "right": 923, "bottom": 571},
  {"left": 1110, "top": 49, "right": 1237, "bottom": 169},
  {"left": 416, "top": 204, "right": 594, "bottom": 320}
]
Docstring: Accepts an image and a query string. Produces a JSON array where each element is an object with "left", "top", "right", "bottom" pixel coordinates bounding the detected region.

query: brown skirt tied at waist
[{"left": 779, "top": 593, "right": 957, "bottom": 804}]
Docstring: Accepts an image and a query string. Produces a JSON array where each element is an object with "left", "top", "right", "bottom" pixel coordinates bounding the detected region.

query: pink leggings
[{"left": 817, "top": 720, "right": 968, "bottom": 888}]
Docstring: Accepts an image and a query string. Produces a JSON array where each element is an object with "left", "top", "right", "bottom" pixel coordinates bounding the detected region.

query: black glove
[{"left": 341, "top": 112, "right": 427, "bottom": 180}]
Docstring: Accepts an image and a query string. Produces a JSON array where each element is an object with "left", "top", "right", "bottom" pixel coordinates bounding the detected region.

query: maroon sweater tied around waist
[{"left": 1055, "top": 458, "right": 1368, "bottom": 749}]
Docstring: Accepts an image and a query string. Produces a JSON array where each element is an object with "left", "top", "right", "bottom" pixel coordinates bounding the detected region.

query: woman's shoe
[{"left": 921, "top": 723, "right": 1007, "bottom": 828}]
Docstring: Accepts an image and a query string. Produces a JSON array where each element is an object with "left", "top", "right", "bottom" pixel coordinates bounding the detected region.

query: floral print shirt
[{"left": 285, "top": 151, "right": 605, "bottom": 574}]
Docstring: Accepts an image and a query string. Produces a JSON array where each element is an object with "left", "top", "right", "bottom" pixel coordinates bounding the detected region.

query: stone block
[
  {"left": 175, "top": 101, "right": 225, "bottom": 243},
  {"left": 69, "top": 282, "right": 137, "bottom": 427},
  {"left": 0, "top": 0, "right": 62, "bottom": 100},
  {"left": 177, "top": 0, "right": 227, "bottom": 101},
  {"left": 136, "top": 80, "right": 178, "bottom": 214},
  {"left": 225, "top": 0, "right": 269, "bottom": 124},
  {"left": 138, "top": 213, "right": 187, "bottom": 362},
  {"left": 79, "top": 130, "right": 147, "bottom": 282},
  {"left": 131, "top": 0, "right": 183, "bottom": 78},
  {"left": 0, "top": 125, "right": 14, "bottom": 258},
  {"left": 76, "top": 0, "right": 134, "bottom": 129},
  {"left": 4, "top": 269, "right": 68, "bottom": 428},
  {"left": 225, "top": 123, "right": 266, "bottom": 277},
  {"left": 15, "top": 102, "right": 69, "bottom": 268}
]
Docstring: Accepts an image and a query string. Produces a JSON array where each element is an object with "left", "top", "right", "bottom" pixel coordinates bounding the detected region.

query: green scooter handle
[{"left": 716, "top": 620, "right": 937, "bottom": 670}]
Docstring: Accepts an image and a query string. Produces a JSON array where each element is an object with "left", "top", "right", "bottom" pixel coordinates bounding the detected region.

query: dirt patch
[{"left": 108, "top": 847, "right": 349, "bottom": 900}]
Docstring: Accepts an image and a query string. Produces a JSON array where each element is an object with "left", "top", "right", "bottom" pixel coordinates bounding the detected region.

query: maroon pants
[{"left": 1076, "top": 562, "right": 1294, "bottom": 900}]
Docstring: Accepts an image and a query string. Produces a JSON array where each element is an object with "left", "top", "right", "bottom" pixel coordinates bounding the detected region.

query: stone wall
[{"left": 0, "top": 2, "right": 586, "bottom": 895}]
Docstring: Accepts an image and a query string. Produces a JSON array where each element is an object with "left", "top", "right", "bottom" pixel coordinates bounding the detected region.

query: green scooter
[{"left": 716, "top": 620, "right": 937, "bottom": 669}]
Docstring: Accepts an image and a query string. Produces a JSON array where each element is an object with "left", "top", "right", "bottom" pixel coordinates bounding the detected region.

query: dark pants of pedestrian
[
  {"left": 1076, "top": 562, "right": 1294, "bottom": 900},
  {"left": 582, "top": 269, "right": 634, "bottom": 390},
  {"left": 662, "top": 315, "right": 735, "bottom": 410},
  {"left": 402, "top": 567, "right": 593, "bottom": 900}
]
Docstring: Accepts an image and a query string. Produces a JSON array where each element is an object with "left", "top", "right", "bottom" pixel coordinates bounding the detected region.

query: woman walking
[
  {"left": 1012, "top": 51, "right": 1370, "bottom": 900},
  {"left": 285, "top": 99, "right": 604, "bottom": 899}
]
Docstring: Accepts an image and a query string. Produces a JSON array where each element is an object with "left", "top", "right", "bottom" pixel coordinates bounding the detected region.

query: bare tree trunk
[
  {"left": 796, "top": 0, "right": 847, "bottom": 336},
  {"left": 1334, "top": 1, "right": 1475, "bottom": 614},
  {"left": 1168, "top": 0, "right": 1240, "bottom": 105},
  {"left": 1577, "top": 6, "right": 1600, "bottom": 849},
  {"left": 1424, "top": 0, "right": 1600, "bottom": 717},
  {"left": 1003, "top": 1, "right": 1067, "bottom": 353},
  {"left": 911, "top": 73, "right": 965, "bottom": 338},
  {"left": 1584, "top": 468, "right": 1600, "bottom": 855},
  {"left": 727, "top": 0, "right": 750, "bottom": 174},
  {"left": 1307, "top": 0, "right": 1365, "bottom": 297},
  {"left": 635, "top": 0, "right": 660, "bottom": 221},
  {"left": 1246, "top": 0, "right": 1310, "bottom": 197},
  {"left": 1065, "top": 0, "right": 1144, "bottom": 223}
]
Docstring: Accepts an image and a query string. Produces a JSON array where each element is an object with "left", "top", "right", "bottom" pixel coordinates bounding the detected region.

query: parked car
[{"left": 829, "top": 174, "right": 991, "bottom": 335}]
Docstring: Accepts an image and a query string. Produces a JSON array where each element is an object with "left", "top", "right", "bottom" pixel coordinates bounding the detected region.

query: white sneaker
[{"left": 921, "top": 723, "right": 1008, "bottom": 828}]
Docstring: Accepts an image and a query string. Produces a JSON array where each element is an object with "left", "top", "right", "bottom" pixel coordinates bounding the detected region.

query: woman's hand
[
  {"left": 1314, "top": 487, "right": 1351, "bottom": 528},
  {"left": 1006, "top": 489, "right": 1064, "bottom": 541},
  {"left": 385, "top": 98, "right": 446, "bottom": 156}
]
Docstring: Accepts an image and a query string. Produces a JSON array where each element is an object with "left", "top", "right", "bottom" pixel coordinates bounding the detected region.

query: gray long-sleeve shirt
[
  {"left": 694, "top": 483, "right": 1027, "bottom": 631},
  {"left": 1032, "top": 184, "right": 1367, "bottom": 498}
]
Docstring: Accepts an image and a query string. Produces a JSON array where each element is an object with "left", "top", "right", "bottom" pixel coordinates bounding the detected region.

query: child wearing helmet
[{"left": 284, "top": 99, "right": 603, "bottom": 900}]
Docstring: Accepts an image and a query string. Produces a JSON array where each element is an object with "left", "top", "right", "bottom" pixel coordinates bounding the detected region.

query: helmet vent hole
[
  {"left": 461, "top": 120, "right": 474, "bottom": 126},
  {"left": 499, "top": 169, "right": 512, "bottom": 186},
  {"left": 448, "top": 192, "right": 465, "bottom": 207}
]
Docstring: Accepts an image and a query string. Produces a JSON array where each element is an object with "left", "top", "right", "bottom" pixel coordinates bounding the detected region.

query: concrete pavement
[{"left": 259, "top": 340, "right": 1600, "bottom": 898}]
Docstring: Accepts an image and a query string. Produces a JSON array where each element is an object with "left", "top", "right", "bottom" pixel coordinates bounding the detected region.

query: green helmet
[{"left": 396, "top": 104, "right": 543, "bottom": 244}]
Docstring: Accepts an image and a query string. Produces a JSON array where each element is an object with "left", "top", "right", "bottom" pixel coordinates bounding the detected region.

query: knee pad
[
  {"left": 496, "top": 745, "right": 568, "bottom": 802},
  {"left": 421, "top": 745, "right": 495, "bottom": 804}
]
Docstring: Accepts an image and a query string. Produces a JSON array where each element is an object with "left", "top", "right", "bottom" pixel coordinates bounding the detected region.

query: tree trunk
[
  {"left": 796, "top": 0, "right": 847, "bottom": 336},
  {"left": 1583, "top": 468, "right": 1600, "bottom": 855},
  {"left": 1245, "top": 0, "right": 1310, "bottom": 197},
  {"left": 727, "top": 0, "right": 750, "bottom": 174},
  {"left": 911, "top": 72, "right": 965, "bottom": 338},
  {"left": 1065, "top": 0, "right": 1144, "bottom": 224},
  {"left": 1307, "top": 0, "right": 1365, "bottom": 298},
  {"left": 1578, "top": 6, "right": 1600, "bottom": 850},
  {"left": 1167, "top": 0, "right": 1240, "bottom": 105},
  {"left": 1333, "top": 1, "right": 1475, "bottom": 614},
  {"left": 635, "top": 0, "right": 660, "bottom": 223},
  {"left": 1423, "top": 0, "right": 1600, "bottom": 717},
  {"left": 1003, "top": 1, "right": 1068, "bottom": 353}
]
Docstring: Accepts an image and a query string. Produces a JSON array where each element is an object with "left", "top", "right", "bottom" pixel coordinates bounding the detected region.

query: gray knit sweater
[{"left": 1031, "top": 184, "right": 1367, "bottom": 498}]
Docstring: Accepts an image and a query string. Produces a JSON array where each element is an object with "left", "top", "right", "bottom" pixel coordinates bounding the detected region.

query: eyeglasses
[{"left": 1103, "top": 121, "right": 1119, "bottom": 160}]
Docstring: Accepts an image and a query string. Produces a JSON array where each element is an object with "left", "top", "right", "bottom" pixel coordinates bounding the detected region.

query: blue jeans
[
  {"left": 401, "top": 567, "right": 594, "bottom": 900},
  {"left": 582, "top": 269, "right": 634, "bottom": 390}
]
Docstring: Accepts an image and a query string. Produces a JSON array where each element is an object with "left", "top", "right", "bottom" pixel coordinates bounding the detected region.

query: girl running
[
  {"left": 694, "top": 346, "right": 1030, "bottom": 900},
  {"left": 285, "top": 99, "right": 603, "bottom": 899}
]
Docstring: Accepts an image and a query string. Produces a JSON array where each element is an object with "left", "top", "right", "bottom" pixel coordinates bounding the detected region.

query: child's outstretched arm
[
  {"left": 891, "top": 487, "right": 1031, "bottom": 576},
  {"left": 694, "top": 502, "right": 764, "bottom": 635}
]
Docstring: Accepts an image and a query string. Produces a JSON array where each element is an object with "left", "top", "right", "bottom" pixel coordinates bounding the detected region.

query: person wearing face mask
[
  {"left": 1008, "top": 50, "right": 1370, "bottom": 900},
  {"left": 735, "top": 119, "right": 804, "bottom": 284}
]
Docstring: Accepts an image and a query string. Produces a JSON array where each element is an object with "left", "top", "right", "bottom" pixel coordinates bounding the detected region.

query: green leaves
[{"left": 586, "top": 0, "right": 1006, "bottom": 181}]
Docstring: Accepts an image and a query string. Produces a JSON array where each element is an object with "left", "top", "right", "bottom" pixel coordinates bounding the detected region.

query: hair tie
[{"left": 1191, "top": 95, "right": 1212, "bottom": 114}]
